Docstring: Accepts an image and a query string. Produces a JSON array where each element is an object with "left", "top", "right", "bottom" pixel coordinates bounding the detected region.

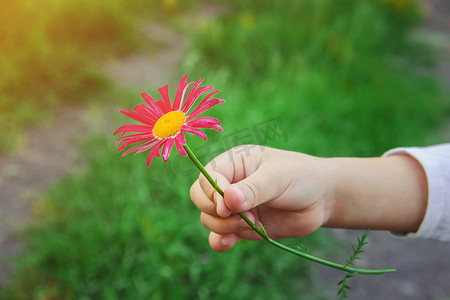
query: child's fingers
[
  {"left": 200, "top": 211, "right": 266, "bottom": 242},
  {"left": 190, "top": 180, "right": 217, "bottom": 216},
  {"left": 209, "top": 232, "right": 241, "bottom": 252},
  {"left": 198, "top": 170, "right": 232, "bottom": 217},
  {"left": 204, "top": 146, "right": 265, "bottom": 184},
  {"left": 200, "top": 211, "right": 254, "bottom": 235}
]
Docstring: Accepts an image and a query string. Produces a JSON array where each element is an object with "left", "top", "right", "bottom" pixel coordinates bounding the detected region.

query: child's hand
[
  {"left": 190, "top": 145, "right": 427, "bottom": 252},
  {"left": 190, "top": 146, "right": 336, "bottom": 252}
]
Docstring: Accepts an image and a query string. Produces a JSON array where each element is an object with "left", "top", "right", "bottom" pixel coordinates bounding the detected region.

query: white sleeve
[{"left": 383, "top": 143, "right": 450, "bottom": 241}]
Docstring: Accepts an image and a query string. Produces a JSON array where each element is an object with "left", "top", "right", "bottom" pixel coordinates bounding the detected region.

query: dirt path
[
  {"left": 103, "top": 22, "right": 187, "bottom": 89},
  {"left": 0, "top": 106, "right": 89, "bottom": 283},
  {"left": 424, "top": 0, "right": 450, "bottom": 85}
]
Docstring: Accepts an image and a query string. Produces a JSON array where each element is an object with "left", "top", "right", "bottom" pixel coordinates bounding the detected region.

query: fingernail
[
  {"left": 216, "top": 199, "right": 223, "bottom": 215},
  {"left": 220, "top": 236, "right": 228, "bottom": 248},
  {"left": 213, "top": 192, "right": 221, "bottom": 204},
  {"left": 234, "top": 187, "right": 246, "bottom": 205}
]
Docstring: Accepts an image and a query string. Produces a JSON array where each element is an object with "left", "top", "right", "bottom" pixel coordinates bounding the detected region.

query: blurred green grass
[
  {"left": 185, "top": 0, "right": 447, "bottom": 156},
  {"left": 1, "top": 0, "right": 449, "bottom": 299}
]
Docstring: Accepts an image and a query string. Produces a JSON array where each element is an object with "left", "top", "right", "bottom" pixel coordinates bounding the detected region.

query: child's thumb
[{"left": 223, "top": 171, "right": 276, "bottom": 212}]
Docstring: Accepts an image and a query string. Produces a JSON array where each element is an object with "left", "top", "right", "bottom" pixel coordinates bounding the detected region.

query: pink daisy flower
[{"left": 114, "top": 75, "right": 224, "bottom": 166}]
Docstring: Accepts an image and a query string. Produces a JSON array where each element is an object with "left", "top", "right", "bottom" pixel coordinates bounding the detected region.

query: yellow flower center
[{"left": 153, "top": 111, "right": 186, "bottom": 139}]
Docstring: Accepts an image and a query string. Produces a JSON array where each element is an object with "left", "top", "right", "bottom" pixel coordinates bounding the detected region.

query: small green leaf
[
  {"left": 337, "top": 230, "right": 372, "bottom": 297},
  {"left": 259, "top": 222, "right": 268, "bottom": 237}
]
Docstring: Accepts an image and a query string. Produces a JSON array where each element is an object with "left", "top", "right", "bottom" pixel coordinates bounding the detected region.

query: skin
[{"left": 190, "top": 145, "right": 428, "bottom": 252}]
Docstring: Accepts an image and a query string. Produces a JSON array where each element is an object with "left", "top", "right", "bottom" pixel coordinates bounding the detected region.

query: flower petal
[
  {"left": 175, "top": 131, "right": 186, "bottom": 146},
  {"left": 119, "top": 109, "right": 154, "bottom": 126},
  {"left": 173, "top": 74, "right": 193, "bottom": 111},
  {"left": 141, "top": 93, "right": 164, "bottom": 117},
  {"left": 182, "top": 84, "right": 214, "bottom": 113},
  {"left": 115, "top": 131, "right": 153, "bottom": 144},
  {"left": 161, "top": 138, "right": 175, "bottom": 162},
  {"left": 159, "top": 85, "right": 173, "bottom": 112},
  {"left": 174, "top": 133, "right": 187, "bottom": 156},
  {"left": 184, "top": 89, "right": 220, "bottom": 117},
  {"left": 181, "top": 125, "right": 207, "bottom": 141},
  {"left": 114, "top": 124, "right": 153, "bottom": 136},
  {"left": 123, "top": 139, "right": 159, "bottom": 156},
  {"left": 116, "top": 134, "right": 156, "bottom": 151},
  {"left": 186, "top": 117, "right": 223, "bottom": 131},
  {"left": 147, "top": 141, "right": 164, "bottom": 167},
  {"left": 134, "top": 104, "right": 160, "bottom": 122},
  {"left": 157, "top": 100, "right": 169, "bottom": 114},
  {"left": 186, "top": 116, "right": 220, "bottom": 126},
  {"left": 181, "top": 77, "right": 204, "bottom": 111},
  {"left": 133, "top": 139, "right": 160, "bottom": 155},
  {"left": 185, "top": 98, "right": 225, "bottom": 121}
]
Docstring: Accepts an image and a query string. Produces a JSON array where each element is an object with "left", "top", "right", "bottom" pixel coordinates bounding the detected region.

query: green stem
[{"left": 183, "top": 144, "right": 396, "bottom": 275}]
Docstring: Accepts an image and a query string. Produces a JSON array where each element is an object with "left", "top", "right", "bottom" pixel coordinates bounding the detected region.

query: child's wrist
[
  {"left": 321, "top": 157, "right": 343, "bottom": 228},
  {"left": 323, "top": 157, "right": 389, "bottom": 229}
]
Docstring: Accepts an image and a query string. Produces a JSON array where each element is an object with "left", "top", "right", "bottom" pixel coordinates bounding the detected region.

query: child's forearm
[{"left": 324, "top": 155, "right": 428, "bottom": 234}]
